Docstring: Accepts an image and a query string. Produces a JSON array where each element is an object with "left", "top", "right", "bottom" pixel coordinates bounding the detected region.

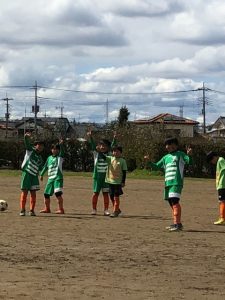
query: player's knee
[
  {"left": 55, "top": 191, "right": 62, "bottom": 197},
  {"left": 168, "top": 197, "right": 180, "bottom": 206}
]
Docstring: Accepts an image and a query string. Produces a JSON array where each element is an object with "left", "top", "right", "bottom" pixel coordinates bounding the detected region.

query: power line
[{"left": 38, "top": 85, "right": 198, "bottom": 95}]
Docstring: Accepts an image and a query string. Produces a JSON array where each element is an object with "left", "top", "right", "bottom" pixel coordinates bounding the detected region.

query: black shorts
[
  {"left": 109, "top": 184, "right": 123, "bottom": 197},
  {"left": 218, "top": 189, "right": 225, "bottom": 201}
]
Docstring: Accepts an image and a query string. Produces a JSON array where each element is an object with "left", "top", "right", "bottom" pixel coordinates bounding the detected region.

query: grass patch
[
  {"left": 0, "top": 169, "right": 214, "bottom": 182},
  {"left": 128, "top": 169, "right": 163, "bottom": 180}
]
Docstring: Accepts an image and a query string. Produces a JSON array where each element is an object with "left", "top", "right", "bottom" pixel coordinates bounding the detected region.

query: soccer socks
[
  {"left": 92, "top": 193, "right": 99, "bottom": 210},
  {"left": 20, "top": 190, "right": 28, "bottom": 210},
  {"left": 30, "top": 191, "right": 36, "bottom": 211},
  {"left": 110, "top": 195, "right": 114, "bottom": 207},
  {"left": 219, "top": 202, "right": 225, "bottom": 219},
  {"left": 113, "top": 196, "right": 120, "bottom": 212},
  {"left": 103, "top": 192, "right": 109, "bottom": 210},
  {"left": 172, "top": 203, "right": 181, "bottom": 224}
]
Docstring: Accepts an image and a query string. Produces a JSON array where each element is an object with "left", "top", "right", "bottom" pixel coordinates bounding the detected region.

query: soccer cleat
[
  {"left": 110, "top": 210, "right": 120, "bottom": 218},
  {"left": 91, "top": 209, "right": 97, "bottom": 215},
  {"left": 214, "top": 218, "right": 225, "bottom": 225},
  {"left": 117, "top": 209, "right": 122, "bottom": 216},
  {"left": 20, "top": 209, "right": 26, "bottom": 216},
  {"left": 168, "top": 223, "right": 183, "bottom": 232},
  {"left": 104, "top": 210, "right": 110, "bottom": 216},
  {"left": 166, "top": 224, "right": 176, "bottom": 230},
  {"left": 40, "top": 208, "right": 51, "bottom": 213},
  {"left": 28, "top": 210, "right": 36, "bottom": 216},
  {"left": 55, "top": 209, "right": 64, "bottom": 214}
]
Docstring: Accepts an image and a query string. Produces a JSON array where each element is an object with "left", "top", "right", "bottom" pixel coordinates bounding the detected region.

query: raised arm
[
  {"left": 59, "top": 139, "right": 65, "bottom": 158},
  {"left": 86, "top": 129, "right": 97, "bottom": 151},
  {"left": 24, "top": 132, "right": 33, "bottom": 151},
  {"left": 144, "top": 155, "right": 165, "bottom": 170},
  {"left": 111, "top": 131, "right": 117, "bottom": 148},
  {"left": 183, "top": 145, "right": 193, "bottom": 165}
]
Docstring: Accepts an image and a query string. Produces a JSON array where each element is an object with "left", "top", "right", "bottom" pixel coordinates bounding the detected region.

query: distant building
[
  {"left": 207, "top": 116, "right": 225, "bottom": 139},
  {"left": 132, "top": 113, "right": 199, "bottom": 138},
  {"left": 15, "top": 117, "right": 75, "bottom": 138},
  {"left": 0, "top": 124, "right": 17, "bottom": 139}
]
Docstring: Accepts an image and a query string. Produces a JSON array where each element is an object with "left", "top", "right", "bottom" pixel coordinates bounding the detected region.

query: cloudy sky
[{"left": 0, "top": 0, "right": 225, "bottom": 125}]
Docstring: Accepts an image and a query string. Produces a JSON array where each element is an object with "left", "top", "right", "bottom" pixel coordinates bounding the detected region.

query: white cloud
[{"left": 0, "top": 0, "right": 225, "bottom": 126}]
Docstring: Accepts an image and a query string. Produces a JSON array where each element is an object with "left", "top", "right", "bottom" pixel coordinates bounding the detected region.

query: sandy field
[{"left": 0, "top": 174, "right": 225, "bottom": 300}]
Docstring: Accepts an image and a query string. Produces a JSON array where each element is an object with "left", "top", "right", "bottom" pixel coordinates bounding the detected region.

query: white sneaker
[
  {"left": 104, "top": 210, "right": 110, "bottom": 216},
  {"left": 91, "top": 209, "right": 97, "bottom": 215}
]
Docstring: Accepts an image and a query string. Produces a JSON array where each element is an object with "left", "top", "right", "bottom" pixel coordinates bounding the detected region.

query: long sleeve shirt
[
  {"left": 147, "top": 151, "right": 192, "bottom": 187},
  {"left": 216, "top": 157, "right": 225, "bottom": 190},
  {"left": 89, "top": 137, "right": 116, "bottom": 180},
  {"left": 21, "top": 136, "right": 43, "bottom": 176},
  {"left": 40, "top": 145, "right": 65, "bottom": 181}
]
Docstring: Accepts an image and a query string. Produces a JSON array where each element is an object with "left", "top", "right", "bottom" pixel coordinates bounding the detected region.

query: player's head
[
  {"left": 51, "top": 143, "right": 60, "bottom": 156},
  {"left": 112, "top": 145, "right": 123, "bottom": 157},
  {"left": 206, "top": 151, "right": 218, "bottom": 164},
  {"left": 97, "top": 139, "right": 111, "bottom": 153},
  {"left": 164, "top": 137, "right": 178, "bottom": 153},
  {"left": 34, "top": 140, "right": 44, "bottom": 152}
]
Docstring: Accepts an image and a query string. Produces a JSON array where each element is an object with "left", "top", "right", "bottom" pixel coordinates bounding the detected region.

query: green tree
[{"left": 118, "top": 105, "right": 130, "bottom": 127}]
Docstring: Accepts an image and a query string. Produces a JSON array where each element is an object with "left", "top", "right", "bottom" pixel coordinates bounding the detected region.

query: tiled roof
[{"left": 133, "top": 113, "right": 199, "bottom": 125}]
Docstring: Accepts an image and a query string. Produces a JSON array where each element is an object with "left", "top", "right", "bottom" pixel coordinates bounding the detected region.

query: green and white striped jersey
[
  {"left": 40, "top": 145, "right": 65, "bottom": 181},
  {"left": 216, "top": 157, "right": 225, "bottom": 190},
  {"left": 21, "top": 136, "right": 43, "bottom": 176},
  {"left": 148, "top": 151, "right": 192, "bottom": 187},
  {"left": 89, "top": 137, "right": 115, "bottom": 180}
]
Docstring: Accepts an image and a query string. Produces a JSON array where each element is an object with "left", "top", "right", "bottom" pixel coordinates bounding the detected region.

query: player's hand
[
  {"left": 186, "top": 145, "right": 192, "bottom": 155},
  {"left": 96, "top": 145, "right": 101, "bottom": 152},
  {"left": 86, "top": 129, "right": 92, "bottom": 137},
  {"left": 40, "top": 176, "right": 43, "bottom": 181},
  {"left": 25, "top": 132, "right": 31, "bottom": 137},
  {"left": 113, "top": 131, "right": 117, "bottom": 139},
  {"left": 59, "top": 139, "right": 64, "bottom": 144},
  {"left": 144, "top": 155, "right": 150, "bottom": 161}
]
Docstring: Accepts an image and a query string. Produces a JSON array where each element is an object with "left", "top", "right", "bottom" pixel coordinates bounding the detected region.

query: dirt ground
[{"left": 0, "top": 175, "right": 225, "bottom": 300}]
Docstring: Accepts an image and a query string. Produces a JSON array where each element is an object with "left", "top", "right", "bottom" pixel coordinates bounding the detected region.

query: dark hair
[
  {"left": 51, "top": 143, "right": 60, "bottom": 150},
  {"left": 112, "top": 145, "right": 123, "bottom": 153},
  {"left": 164, "top": 137, "right": 178, "bottom": 146},
  {"left": 99, "top": 139, "right": 111, "bottom": 148},
  {"left": 34, "top": 140, "right": 45, "bottom": 146},
  {"left": 206, "top": 151, "right": 217, "bottom": 163}
]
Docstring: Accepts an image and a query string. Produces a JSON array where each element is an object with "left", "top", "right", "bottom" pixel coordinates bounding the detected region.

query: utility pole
[
  {"left": 2, "top": 95, "right": 13, "bottom": 139},
  {"left": 202, "top": 82, "right": 206, "bottom": 134},
  {"left": 32, "top": 81, "right": 39, "bottom": 136},
  {"left": 197, "top": 82, "right": 209, "bottom": 134},
  {"left": 179, "top": 105, "right": 184, "bottom": 118},
  {"left": 105, "top": 99, "right": 109, "bottom": 124},
  {"left": 56, "top": 103, "right": 64, "bottom": 118},
  {"left": 24, "top": 106, "right": 27, "bottom": 135}
]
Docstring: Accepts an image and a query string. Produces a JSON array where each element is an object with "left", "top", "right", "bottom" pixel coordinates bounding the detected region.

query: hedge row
[{"left": 1, "top": 127, "right": 224, "bottom": 178}]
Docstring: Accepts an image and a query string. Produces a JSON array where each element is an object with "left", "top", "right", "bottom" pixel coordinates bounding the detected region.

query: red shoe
[
  {"left": 55, "top": 209, "right": 65, "bottom": 214},
  {"left": 40, "top": 208, "right": 51, "bottom": 213}
]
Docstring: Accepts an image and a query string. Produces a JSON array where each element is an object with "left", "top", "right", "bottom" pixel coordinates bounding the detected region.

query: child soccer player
[
  {"left": 104, "top": 145, "right": 127, "bottom": 218},
  {"left": 40, "top": 140, "right": 65, "bottom": 214},
  {"left": 144, "top": 137, "right": 192, "bottom": 231},
  {"left": 87, "top": 129, "right": 116, "bottom": 216},
  {"left": 20, "top": 132, "right": 44, "bottom": 216},
  {"left": 206, "top": 151, "right": 225, "bottom": 225}
]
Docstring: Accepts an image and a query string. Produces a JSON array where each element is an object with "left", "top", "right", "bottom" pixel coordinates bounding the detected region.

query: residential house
[
  {"left": 0, "top": 124, "right": 18, "bottom": 140},
  {"left": 16, "top": 117, "right": 75, "bottom": 139},
  {"left": 207, "top": 116, "right": 225, "bottom": 139},
  {"left": 132, "top": 113, "right": 199, "bottom": 138}
]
